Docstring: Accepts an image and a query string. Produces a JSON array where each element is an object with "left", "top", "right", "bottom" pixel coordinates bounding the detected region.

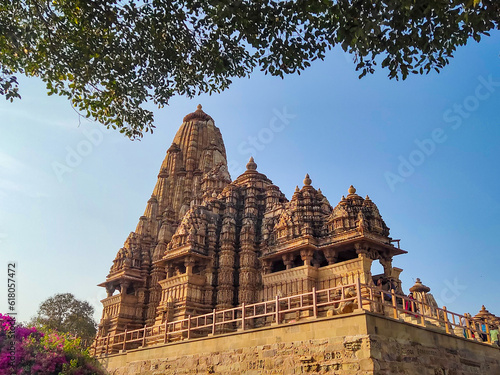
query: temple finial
[
  {"left": 183, "top": 104, "right": 212, "bottom": 122},
  {"left": 303, "top": 173, "right": 312, "bottom": 186},
  {"left": 348, "top": 185, "right": 356, "bottom": 195},
  {"left": 246, "top": 157, "right": 257, "bottom": 171}
]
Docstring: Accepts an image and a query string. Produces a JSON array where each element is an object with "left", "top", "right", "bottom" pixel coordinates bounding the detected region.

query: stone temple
[
  {"left": 93, "top": 106, "right": 500, "bottom": 374},
  {"left": 96, "top": 104, "right": 405, "bottom": 334}
]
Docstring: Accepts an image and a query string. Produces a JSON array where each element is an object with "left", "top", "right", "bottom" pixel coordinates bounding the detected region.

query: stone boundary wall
[
  {"left": 365, "top": 314, "right": 500, "bottom": 374},
  {"left": 100, "top": 311, "right": 500, "bottom": 375}
]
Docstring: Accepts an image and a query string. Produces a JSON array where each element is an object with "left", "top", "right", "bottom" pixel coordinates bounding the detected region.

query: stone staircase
[{"left": 399, "top": 312, "right": 446, "bottom": 331}]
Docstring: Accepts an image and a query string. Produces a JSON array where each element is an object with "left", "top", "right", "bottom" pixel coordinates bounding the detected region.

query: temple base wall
[
  {"left": 100, "top": 312, "right": 500, "bottom": 375},
  {"left": 365, "top": 314, "right": 500, "bottom": 374}
]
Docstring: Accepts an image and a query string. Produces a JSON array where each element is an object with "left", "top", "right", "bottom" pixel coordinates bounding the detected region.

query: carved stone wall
[{"left": 101, "top": 312, "right": 500, "bottom": 375}]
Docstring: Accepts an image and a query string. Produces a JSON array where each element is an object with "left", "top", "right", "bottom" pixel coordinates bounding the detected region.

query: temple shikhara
[{"left": 93, "top": 106, "right": 500, "bottom": 375}]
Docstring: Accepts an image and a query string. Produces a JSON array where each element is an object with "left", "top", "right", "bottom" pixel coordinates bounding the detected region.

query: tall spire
[
  {"left": 153, "top": 105, "right": 230, "bottom": 217},
  {"left": 99, "top": 105, "right": 232, "bottom": 331}
]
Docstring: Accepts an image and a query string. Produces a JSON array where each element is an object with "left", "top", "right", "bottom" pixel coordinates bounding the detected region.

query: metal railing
[{"left": 91, "top": 279, "right": 496, "bottom": 356}]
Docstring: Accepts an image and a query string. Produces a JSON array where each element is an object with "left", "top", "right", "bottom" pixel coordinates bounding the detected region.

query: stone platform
[{"left": 100, "top": 310, "right": 500, "bottom": 374}]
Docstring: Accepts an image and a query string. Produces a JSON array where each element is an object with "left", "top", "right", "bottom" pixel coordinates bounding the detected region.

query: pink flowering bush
[{"left": 0, "top": 314, "right": 107, "bottom": 375}]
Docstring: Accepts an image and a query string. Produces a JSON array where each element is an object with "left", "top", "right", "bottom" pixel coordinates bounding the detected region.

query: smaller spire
[
  {"left": 295, "top": 186, "right": 300, "bottom": 193},
  {"left": 197, "top": 104, "right": 202, "bottom": 110},
  {"left": 246, "top": 157, "right": 257, "bottom": 171},
  {"left": 158, "top": 168, "right": 169, "bottom": 178},
  {"left": 303, "top": 173, "right": 312, "bottom": 186},
  {"left": 167, "top": 142, "right": 181, "bottom": 153},
  {"left": 473, "top": 305, "right": 496, "bottom": 322},
  {"left": 409, "top": 278, "right": 431, "bottom": 293},
  {"left": 348, "top": 185, "right": 356, "bottom": 195}
]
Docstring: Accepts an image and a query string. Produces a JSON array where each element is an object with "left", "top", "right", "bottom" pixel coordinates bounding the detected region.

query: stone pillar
[
  {"left": 354, "top": 243, "right": 368, "bottom": 258},
  {"left": 216, "top": 218, "right": 237, "bottom": 309},
  {"left": 120, "top": 281, "right": 130, "bottom": 295},
  {"left": 323, "top": 249, "right": 338, "bottom": 265},
  {"left": 239, "top": 246, "right": 258, "bottom": 304},
  {"left": 238, "top": 193, "right": 259, "bottom": 305},
  {"left": 262, "top": 259, "right": 272, "bottom": 274},
  {"left": 300, "top": 249, "right": 314, "bottom": 266},
  {"left": 166, "top": 264, "right": 174, "bottom": 278},
  {"left": 147, "top": 263, "right": 167, "bottom": 325},
  {"left": 379, "top": 258, "right": 393, "bottom": 278},
  {"left": 106, "top": 284, "right": 115, "bottom": 297},
  {"left": 184, "top": 256, "right": 195, "bottom": 275},
  {"left": 282, "top": 253, "right": 294, "bottom": 269}
]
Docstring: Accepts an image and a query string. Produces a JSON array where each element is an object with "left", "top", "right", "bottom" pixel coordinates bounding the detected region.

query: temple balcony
[
  {"left": 101, "top": 292, "right": 141, "bottom": 321},
  {"left": 262, "top": 265, "right": 318, "bottom": 301},
  {"left": 159, "top": 273, "right": 206, "bottom": 296},
  {"left": 316, "top": 257, "right": 374, "bottom": 288},
  {"left": 261, "top": 256, "right": 377, "bottom": 302},
  {"left": 157, "top": 273, "right": 208, "bottom": 319}
]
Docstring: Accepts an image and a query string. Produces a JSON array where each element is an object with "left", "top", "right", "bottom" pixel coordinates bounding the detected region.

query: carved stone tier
[
  {"left": 156, "top": 273, "right": 208, "bottom": 322},
  {"left": 98, "top": 293, "right": 143, "bottom": 338},
  {"left": 317, "top": 257, "right": 373, "bottom": 288},
  {"left": 262, "top": 265, "right": 318, "bottom": 301},
  {"left": 101, "top": 293, "right": 142, "bottom": 321}
]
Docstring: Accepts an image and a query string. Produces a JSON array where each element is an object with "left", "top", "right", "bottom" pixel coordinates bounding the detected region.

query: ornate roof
[
  {"left": 329, "top": 185, "right": 390, "bottom": 237},
  {"left": 409, "top": 278, "right": 431, "bottom": 293},
  {"left": 473, "top": 305, "right": 500, "bottom": 325},
  {"left": 273, "top": 174, "right": 332, "bottom": 240}
]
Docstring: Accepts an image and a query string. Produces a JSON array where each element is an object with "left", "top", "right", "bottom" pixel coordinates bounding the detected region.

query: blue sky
[{"left": 1, "top": 32, "right": 499, "bottom": 324}]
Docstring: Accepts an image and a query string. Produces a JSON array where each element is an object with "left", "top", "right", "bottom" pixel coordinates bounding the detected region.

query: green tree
[
  {"left": 31, "top": 293, "right": 97, "bottom": 345},
  {"left": 1, "top": 0, "right": 498, "bottom": 138}
]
